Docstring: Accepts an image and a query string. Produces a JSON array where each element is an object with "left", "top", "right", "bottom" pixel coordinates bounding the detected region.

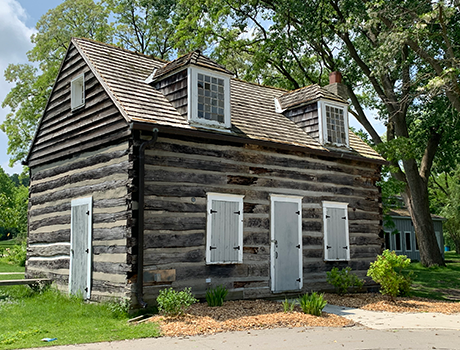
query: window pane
[
  {"left": 325, "top": 105, "right": 346, "bottom": 145},
  {"left": 196, "top": 73, "right": 226, "bottom": 123}
]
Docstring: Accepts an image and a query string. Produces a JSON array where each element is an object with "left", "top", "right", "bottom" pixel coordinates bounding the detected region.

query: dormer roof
[
  {"left": 277, "top": 84, "right": 347, "bottom": 111},
  {"left": 152, "top": 50, "right": 233, "bottom": 82}
]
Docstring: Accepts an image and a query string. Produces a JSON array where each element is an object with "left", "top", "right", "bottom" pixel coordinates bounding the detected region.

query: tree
[
  {"left": 0, "top": 167, "right": 28, "bottom": 239},
  {"left": 106, "top": 0, "right": 177, "bottom": 59},
  {"left": 1, "top": 0, "right": 113, "bottom": 166},
  {"left": 174, "top": 0, "right": 460, "bottom": 266},
  {"left": 430, "top": 165, "right": 460, "bottom": 253}
]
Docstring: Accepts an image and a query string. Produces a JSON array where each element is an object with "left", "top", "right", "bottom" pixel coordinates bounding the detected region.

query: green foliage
[
  {"left": 205, "top": 285, "right": 228, "bottom": 307},
  {"left": 0, "top": 167, "right": 28, "bottom": 240},
  {"left": 0, "top": 287, "right": 159, "bottom": 349},
  {"left": 326, "top": 267, "right": 364, "bottom": 295},
  {"left": 367, "top": 250, "right": 413, "bottom": 298},
  {"left": 297, "top": 292, "right": 327, "bottom": 316},
  {"left": 282, "top": 298, "right": 296, "bottom": 313},
  {"left": 429, "top": 165, "right": 460, "bottom": 253},
  {"left": 1, "top": 241, "right": 27, "bottom": 267},
  {"left": 156, "top": 287, "right": 198, "bottom": 316},
  {"left": 1, "top": 0, "right": 113, "bottom": 166},
  {"left": 106, "top": 298, "right": 131, "bottom": 319},
  {"left": 106, "top": 0, "right": 177, "bottom": 59}
]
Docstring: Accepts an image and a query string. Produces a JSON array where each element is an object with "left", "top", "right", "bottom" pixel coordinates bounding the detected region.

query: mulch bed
[{"left": 143, "top": 294, "right": 460, "bottom": 337}]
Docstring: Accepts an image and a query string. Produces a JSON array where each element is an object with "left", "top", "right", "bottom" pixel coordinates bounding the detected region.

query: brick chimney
[
  {"left": 329, "top": 71, "right": 342, "bottom": 84},
  {"left": 324, "top": 71, "right": 348, "bottom": 100}
]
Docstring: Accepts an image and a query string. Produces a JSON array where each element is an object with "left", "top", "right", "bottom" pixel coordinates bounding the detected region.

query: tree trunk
[
  {"left": 455, "top": 239, "right": 460, "bottom": 255},
  {"left": 402, "top": 163, "right": 445, "bottom": 267}
]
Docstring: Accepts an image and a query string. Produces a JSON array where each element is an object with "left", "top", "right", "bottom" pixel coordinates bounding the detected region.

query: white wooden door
[
  {"left": 70, "top": 197, "right": 92, "bottom": 299},
  {"left": 270, "top": 195, "right": 303, "bottom": 293}
]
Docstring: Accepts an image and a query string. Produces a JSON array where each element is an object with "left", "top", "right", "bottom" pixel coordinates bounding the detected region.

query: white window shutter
[
  {"left": 206, "top": 193, "right": 244, "bottom": 264},
  {"left": 323, "top": 202, "right": 350, "bottom": 261}
]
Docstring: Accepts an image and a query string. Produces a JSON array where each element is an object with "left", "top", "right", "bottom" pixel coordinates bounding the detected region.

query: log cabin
[{"left": 25, "top": 38, "right": 385, "bottom": 306}]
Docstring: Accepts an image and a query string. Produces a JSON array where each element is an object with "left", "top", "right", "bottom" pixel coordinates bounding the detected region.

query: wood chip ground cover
[{"left": 145, "top": 295, "right": 460, "bottom": 337}]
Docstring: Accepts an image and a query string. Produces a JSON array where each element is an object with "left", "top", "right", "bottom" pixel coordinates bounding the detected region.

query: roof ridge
[
  {"left": 231, "top": 78, "right": 288, "bottom": 93},
  {"left": 72, "top": 37, "right": 168, "bottom": 63}
]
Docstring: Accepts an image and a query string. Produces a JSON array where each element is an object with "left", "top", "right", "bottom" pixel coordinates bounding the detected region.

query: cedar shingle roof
[
  {"left": 277, "top": 84, "right": 347, "bottom": 111},
  {"left": 73, "top": 38, "right": 384, "bottom": 162},
  {"left": 152, "top": 50, "right": 233, "bottom": 81}
]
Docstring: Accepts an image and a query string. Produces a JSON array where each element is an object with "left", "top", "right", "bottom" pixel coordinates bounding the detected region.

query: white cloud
[{"left": 0, "top": 0, "right": 36, "bottom": 171}]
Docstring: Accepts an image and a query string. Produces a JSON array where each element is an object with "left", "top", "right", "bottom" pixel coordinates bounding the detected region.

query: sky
[
  {"left": 0, "top": 0, "right": 62, "bottom": 175},
  {"left": 0, "top": 0, "right": 386, "bottom": 175}
]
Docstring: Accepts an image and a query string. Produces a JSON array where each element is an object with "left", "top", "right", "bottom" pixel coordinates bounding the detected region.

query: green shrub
[
  {"left": 326, "top": 267, "right": 364, "bottom": 295},
  {"left": 298, "top": 292, "right": 327, "bottom": 316},
  {"left": 156, "top": 287, "right": 198, "bottom": 316},
  {"left": 205, "top": 285, "right": 228, "bottom": 307},
  {"left": 282, "top": 298, "right": 296, "bottom": 313},
  {"left": 367, "top": 249, "right": 412, "bottom": 298},
  {"left": 2, "top": 241, "right": 27, "bottom": 267}
]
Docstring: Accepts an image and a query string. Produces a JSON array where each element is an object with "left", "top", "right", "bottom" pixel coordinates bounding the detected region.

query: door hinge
[
  {"left": 296, "top": 244, "right": 301, "bottom": 249},
  {"left": 85, "top": 248, "right": 89, "bottom": 253},
  {"left": 326, "top": 245, "right": 332, "bottom": 249},
  {"left": 233, "top": 246, "right": 240, "bottom": 250},
  {"left": 341, "top": 216, "right": 346, "bottom": 219},
  {"left": 296, "top": 210, "right": 301, "bottom": 215},
  {"left": 343, "top": 246, "right": 348, "bottom": 250},
  {"left": 210, "top": 209, "right": 217, "bottom": 214},
  {"left": 275, "top": 252, "right": 278, "bottom": 259},
  {"left": 86, "top": 210, "right": 90, "bottom": 215},
  {"left": 209, "top": 246, "right": 217, "bottom": 250},
  {"left": 84, "top": 287, "right": 88, "bottom": 292},
  {"left": 326, "top": 215, "right": 330, "bottom": 218},
  {"left": 234, "top": 211, "right": 241, "bottom": 215},
  {"left": 296, "top": 278, "right": 301, "bottom": 282}
]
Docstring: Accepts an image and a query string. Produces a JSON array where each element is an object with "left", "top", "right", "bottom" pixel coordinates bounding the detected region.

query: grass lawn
[
  {"left": 0, "top": 239, "right": 21, "bottom": 248},
  {"left": 0, "top": 261, "right": 25, "bottom": 274},
  {"left": 404, "top": 251, "right": 460, "bottom": 301},
  {"left": 0, "top": 286, "right": 160, "bottom": 349}
]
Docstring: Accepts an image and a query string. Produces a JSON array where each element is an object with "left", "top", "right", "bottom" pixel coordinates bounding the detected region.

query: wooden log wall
[
  {"left": 27, "top": 142, "right": 133, "bottom": 300},
  {"left": 140, "top": 135, "right": 382, "bottom": 303},
  {"left": 27, "top": 43, "right": 131, "bottom": 168},
  {"left": 26, "top": 42, "right": 135, "bottom": 300}
]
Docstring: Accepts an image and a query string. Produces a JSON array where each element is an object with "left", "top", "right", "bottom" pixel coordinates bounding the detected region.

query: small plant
[
  {"left": 156, "top": 287, "right": 198, "bottom": 316},
  {"left": 367, "top": 249, "right": 413, "bottom": 298},
  {"left": 205, "top": 285, "right": 228, "bottom": 307},
  {"left": 298, "top": 292, "right": 327, "bottom": 316},
  {"left": 106, "top": 298, "right": 130, "bottom": 319},
  {"left": 326, "top": 267, "right": 364, "bottom": 295},
  {"left": 282, "top": 298, "right": 297, "bottom": 313}
]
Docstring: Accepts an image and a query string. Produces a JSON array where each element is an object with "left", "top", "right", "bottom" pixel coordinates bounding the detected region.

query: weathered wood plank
[
  {"left": 30, "top": 161, "right": 131, "bottom": 194},
  {"left": 144, "top": 231, "right": 205, "bottom": 248},
  {"left": 29, "top": 179, "right": 129, "bottom": 206},
  {"left": 32, "top": 147, "right": 129, "bottom": 181},
  {"left": 28, "top": 229, "right": 70, "bottom": 244}
]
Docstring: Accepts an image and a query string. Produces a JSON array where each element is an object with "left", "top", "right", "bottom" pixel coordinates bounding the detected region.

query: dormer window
[
  {"left": 319, "top": 101, "right": 349, "bottom": 147},
  {"left": 189, "top": 67, "right": 231, "bottom": 128}
]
